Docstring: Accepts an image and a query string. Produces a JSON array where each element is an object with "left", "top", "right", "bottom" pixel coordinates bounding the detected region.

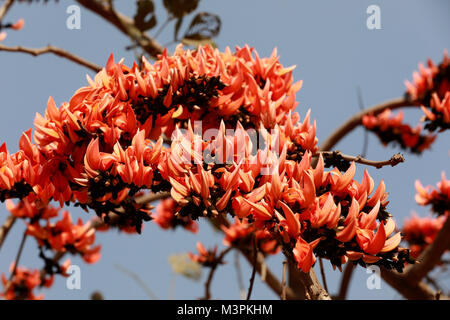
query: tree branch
[
  {"left": 75, "top": 0, "right": 164, "bottom": 58},
  {"left": 0, "top": 44, "right": 102, "bottom": 72},
  {"left": 317, "top": 151, "right": 405, "bottom": 169},
  {"left": 405, "top": 216, "right": 450, "bottom": 284},
  {"left": 203, "top": 247, "right": 232, "bottom": 300},
  {"left": 337, "top": 262, "right": 354, "bottom": 300},
  {"left": 246, "top": 234, "right": 258, "bottom": 300},
  {"left": 320, "top": 98, "right": 419, "bottom": 151},
  {"left": 0, "top": 215, "right": 16, "bottom": 251},
  {"left": 381, "top": 268, "right": 448, "bottom": 300},
  {"left": 0, "top": 0, "right": 14, "bottom": 22}
]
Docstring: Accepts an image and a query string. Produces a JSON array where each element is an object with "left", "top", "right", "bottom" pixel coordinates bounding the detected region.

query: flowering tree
[{"left": 0, "top": 0, "right": 448, "bottom": 300}]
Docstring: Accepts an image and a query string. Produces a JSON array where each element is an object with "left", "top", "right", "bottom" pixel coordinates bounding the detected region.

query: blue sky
[{"left": 0, "top": 0, "right": 449, "bottom": 300}]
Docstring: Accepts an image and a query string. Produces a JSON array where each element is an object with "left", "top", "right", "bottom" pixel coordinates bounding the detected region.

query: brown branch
[
  {"left": 281, "top": 260, "right": 287, "bottom": 300},
  {"left": 75, "top": 0, "right": 164, "bottom": 58},
  {"left": 0, "top": 0, "right": 14, "bottom": 22},
  {"left": 234, "top": 251, "right": 246, "bottom": 299},
  {"left": 318, "top": 257, "right": 329, "bottom": 293},
  {"left": 0, "top": 44, "right": 102, "bottom": 72},
  {"left": 380, "top": 216, "right": 450, "bottom": 300},
  {"left": 380, "top": 268, "right": 448, "bottom": 300},
  {"left": 0, "top": 215, "right": 16, "bottom": 251},
  {"left": 317, "top": 151, "right": 405, "bottom": 169},
  {"left": 135, "top": 191, "right": 171, "bottom": 204},
  {"left": 246, "top": 235, "right": 258, "bottom": 300},
  {"left": 320, "top": 97, "right": 419, "bottom": 151},
  {"left": 337, "top": 262, "right": 355, "bottom": 300},
  {"left": 404, "top": 216, "right": 450, "bottom": 284},
  {"left": 203, "top": 247, "right": 232, "bottom": 300},
  {"left": 286, "top": 259, "right": 331, "bottom": 300},
  {"left": 3, "top": 230, "right": 27, "bottom": 294}
]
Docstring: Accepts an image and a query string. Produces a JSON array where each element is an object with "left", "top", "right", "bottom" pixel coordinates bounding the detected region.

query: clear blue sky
[{"left": 0, "top": 0, "right": 449, "bottom": 299}]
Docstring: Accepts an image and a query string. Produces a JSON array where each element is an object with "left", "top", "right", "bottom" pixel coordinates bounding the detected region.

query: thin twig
[
  {"left": 0, "top": 0, "right": 14, "bottom": 22},
  {"left": 356, "top": 86, "right": 369, "bottom": 157},
  {"left": 234, "top": 251, "right": 246, "bottom": 299},
  {"left": 0, "top": 44, "right": 102, "bottom": 72},
  {"left": 0, "top": 215, "right": 16, "bottom": 251},
  {"left": 213, "top": 214, "right": 298, "bottom": 300},
  {"left": 114, "top": 263, "right": 158, "bottom": 300},
  {"left": 203, "top": 247, "right": 232, "bottom": 300},
  {"left": 246, "top": 234, "right": 258, "bottom": 300},
  {"left": 3, "top": 230, "right": 27, "bottom": 294},
  {"left": 316, "top": 151, "right": 405, "bottom": 169},
  {"left": 281, "top": 260, "right": 287, "bottom": 300},
  {"left": 9, "top": 231, "right": 27, "bottom": 281},
  {"left": 153, "top": 17, "right": 173, "bottom": 40},
  {"left": 337, "top": 263, "right": 354, "bottom": 300},
  {"left": 318, "top": 258, "right": 329, "bottom": 293},
  {"left": 76, "top": 0, "right": 164, "bottom": 58},
  {"left": 320, "top": 97, "right": 419, "bottom": 151}
]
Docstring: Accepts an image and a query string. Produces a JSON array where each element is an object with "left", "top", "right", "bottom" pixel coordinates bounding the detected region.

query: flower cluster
[
  {"left": 405, "top": 51, "right": 450, "bottom": 131},
  {"left": 6, "top": 199, "right": 101, "bottom": 265},
  {"left": 415, "top": 172, "right": 450, "bottom": 217},
  {"left": 153, "top": 198, "right": 198, "bottom": 233},
  {"left": 402, "top": 214, "right": 446, "bottom": 259},
  {"left": 188, "top": 242, "right": 221, "bottom": 267},
  {"left": 0, "top": 44, "right": 410, "bottom": 289},
  {"left": 362, "top": 109, "right": 436, "bottom": 154},
  {"left": 1, "top": 265, "right": 52, "bottom": 300},
  {"left": 163, "top": 117, "right": 406, "bottom": 271},
  {"left": 222, "top": 218, "right": 279, "bottom": 255}
]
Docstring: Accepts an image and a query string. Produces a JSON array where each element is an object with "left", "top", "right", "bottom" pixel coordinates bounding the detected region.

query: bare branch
[
  {"left": 337, "top": 262, "right": 354, "bottom": 300},
  {"left": 405, "top": 216, "right": 450, "bottom": 284},
  {"left": 246, "top": 234, "right": 258, "bottom": 300},
  {"left": 281, "top": 260, "right": 287, "bottom": 300},
  {"left": 0, "top": 44, "right": 102, "bottom": 72},
  {"left": 75, "top": 0, "right": 164, "bottom": 58},
  {"left": 317, "top": 151, "right": 405, "bottom": 169},
  {"left": 203, "top": 247, "right": 232, "bottom": 300},
  {"left": 318, "top": 257, "right": 329, "bottom": 293},
  {"left": 320, "top": 98, "right": 419, "bottom": 151},
  {"left": 381, "top": 268, "right": 448, "bottom": 300},
  {"left": 0, "top": 215, "right": 16, "bottom": 251},
  {"left": 0, "top": 0, "right": 14, "bottom": 22},
  {"left": 115, "top": 264, "right": 158, "bottom": 299}
]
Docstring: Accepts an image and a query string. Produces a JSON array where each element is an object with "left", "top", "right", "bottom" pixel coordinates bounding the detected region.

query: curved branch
[
  {"left": 405, "top": 216, "right": 450, "bottom": 284},
  {"left": 0, "top": 44, "right": 102, "bottom": 72},
  {"left": 381, "top": 268, "right": 448, "bottom": 300},
  {"left": 320, "top": 98, "right": 419, "bottom": 151}
]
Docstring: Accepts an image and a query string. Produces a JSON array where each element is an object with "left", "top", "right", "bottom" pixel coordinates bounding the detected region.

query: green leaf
[
  {"left": 134, "top": 0, "right": 157, "bottom": 31},
  {"left": 163, "top": 0, "right": 199, "bottom": 19}
]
